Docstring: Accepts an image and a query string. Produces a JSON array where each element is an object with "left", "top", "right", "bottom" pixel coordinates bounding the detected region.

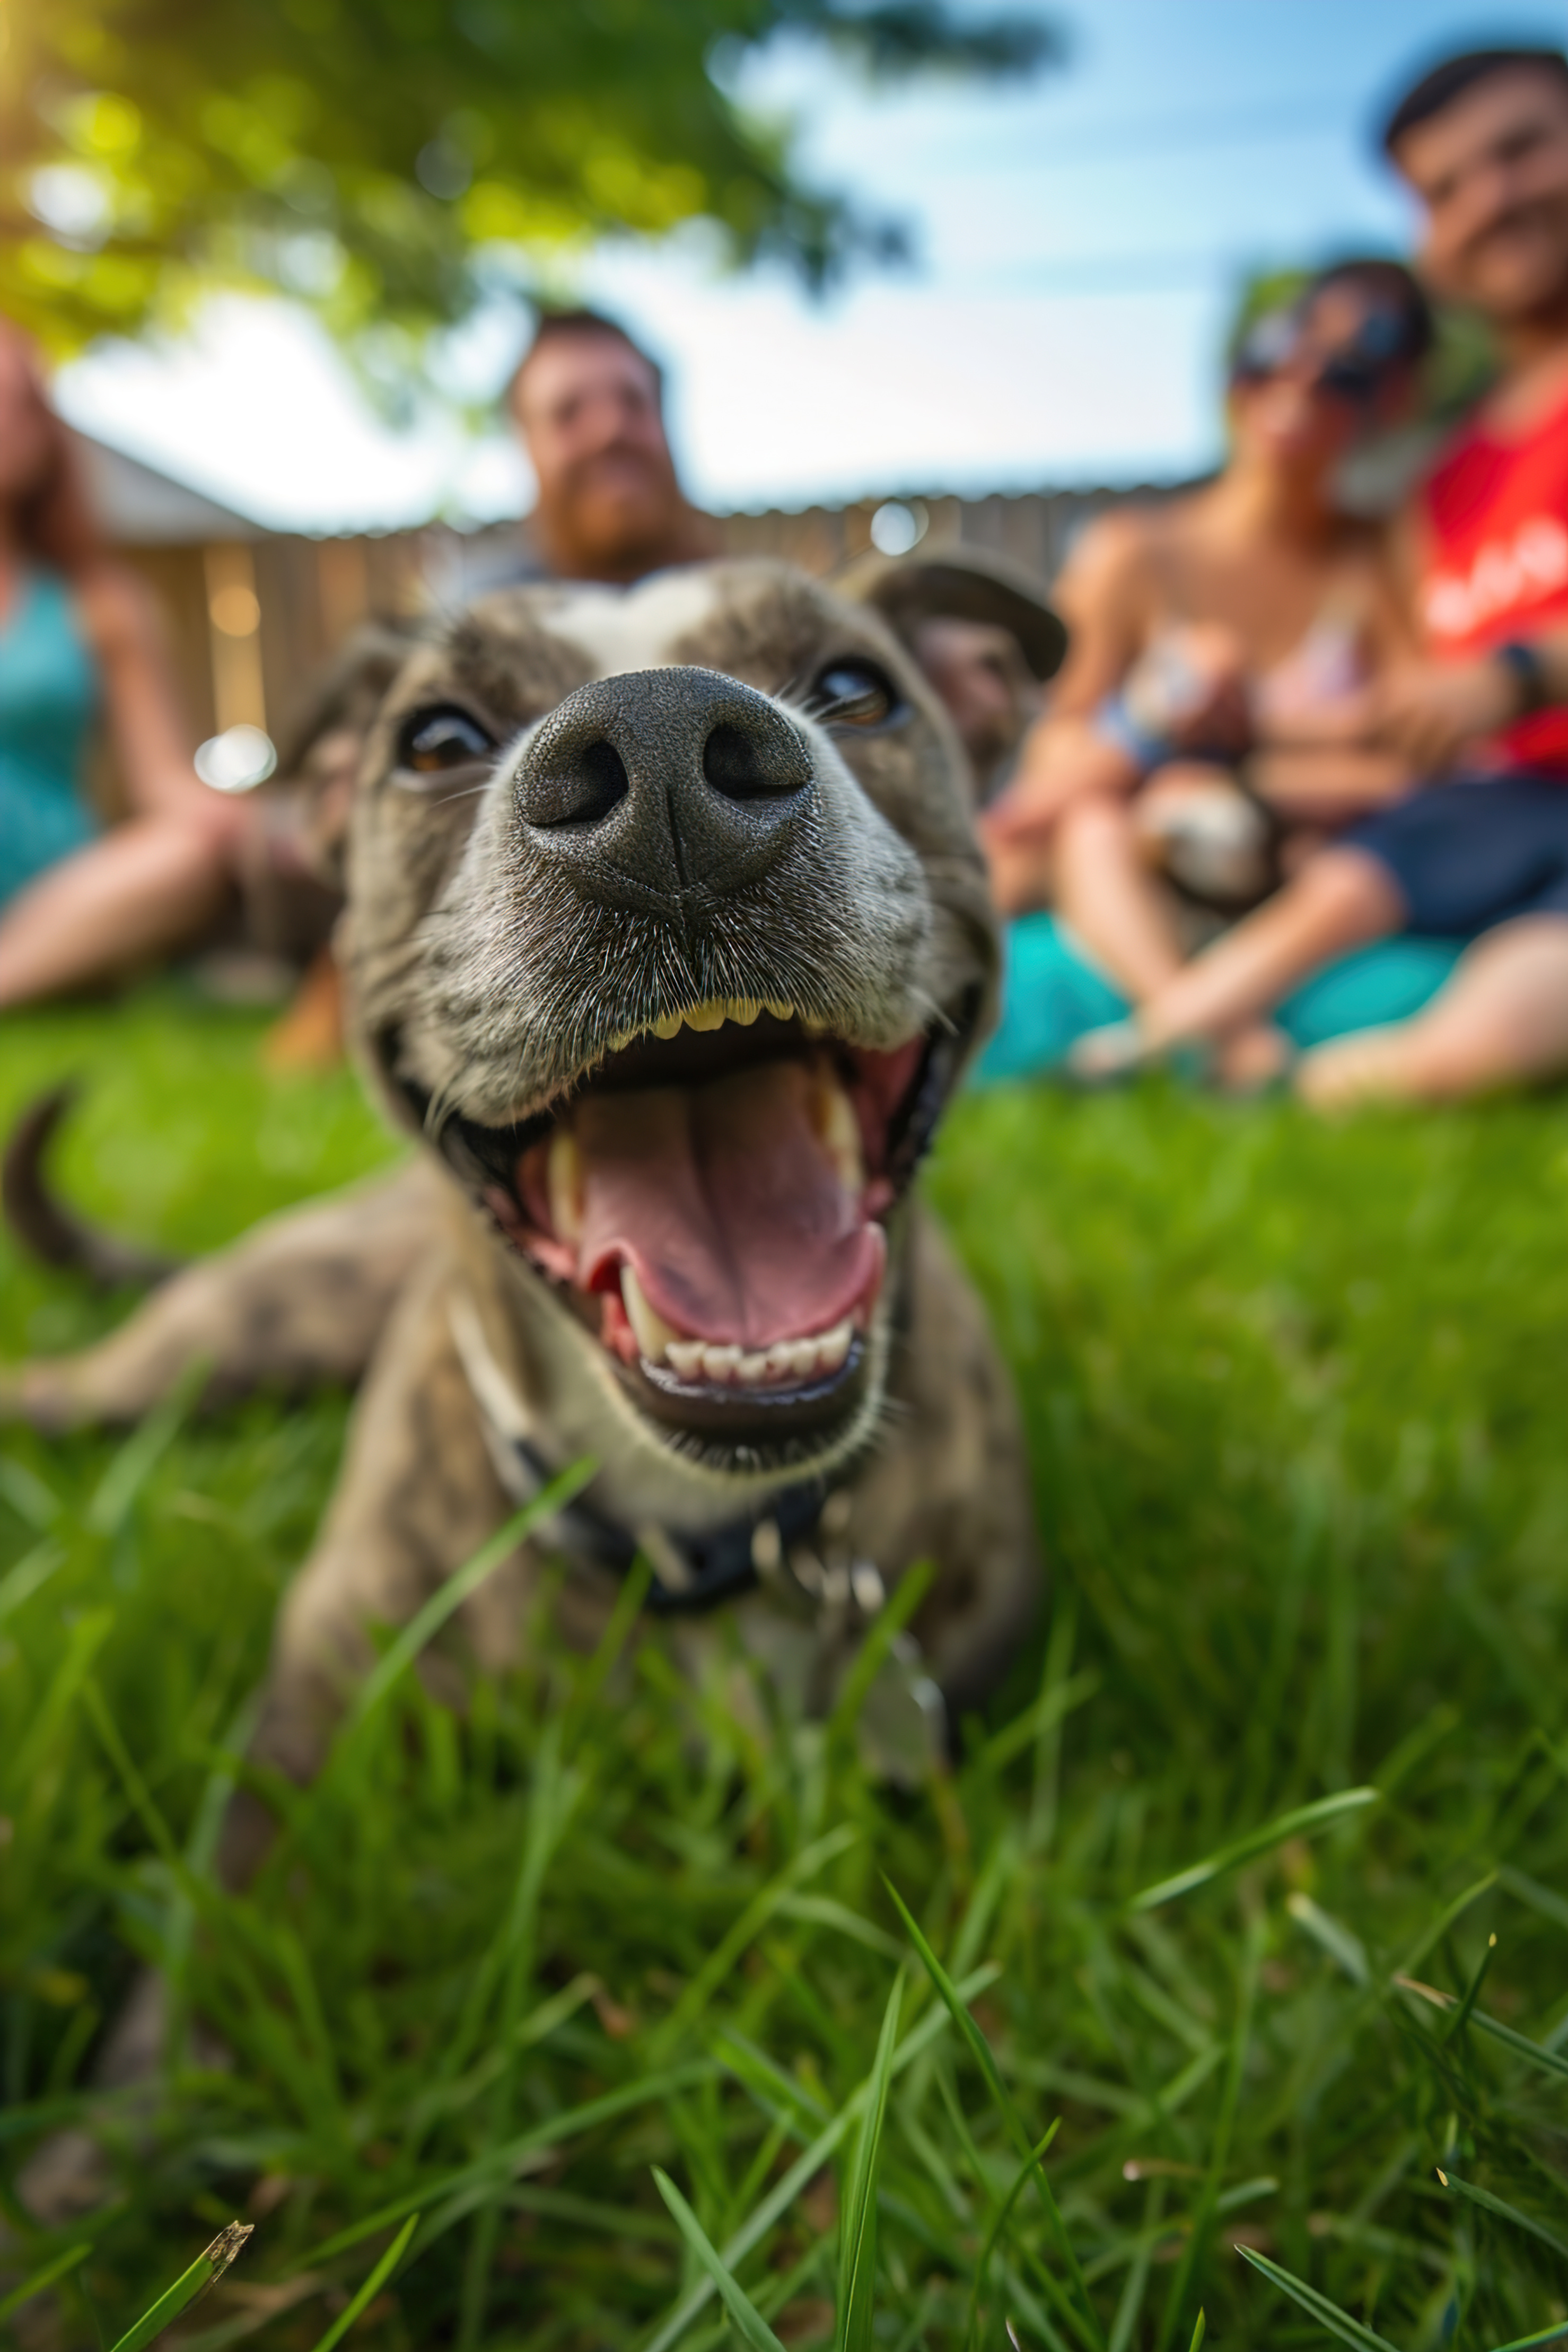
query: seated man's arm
[
  {"left": 1345, "top": 502, "right": 1568, "bottom": 772},
  {"left": 1247, "top": 745, "right": 1415, "bottom": 825}
]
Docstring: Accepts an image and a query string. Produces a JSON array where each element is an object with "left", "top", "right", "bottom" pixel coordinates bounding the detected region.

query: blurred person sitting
[
  {"left": 1072, "top": 47, "right": 1568, "bottom": 1104},
  {"left": 980, "top": 260, "right": 1433, "bottom": 1073},
  {"left": 0, "top": 320, "right": 251, "bottom": 1010},
  {"left": 505, "top": 308, "right": 720, "bottom": 583}
]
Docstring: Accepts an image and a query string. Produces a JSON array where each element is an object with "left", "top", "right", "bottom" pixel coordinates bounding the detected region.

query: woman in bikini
[{"left": 980, "top": 259, "right": 1433, "bottom": 1080}]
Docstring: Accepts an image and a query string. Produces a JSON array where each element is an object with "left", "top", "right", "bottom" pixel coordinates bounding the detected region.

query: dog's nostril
[
  {"left": 525, "top": 736, "right": 629, "bottom": 828},
  {"left": 702, "top": 719, "right": 810, "bottom": 801}
]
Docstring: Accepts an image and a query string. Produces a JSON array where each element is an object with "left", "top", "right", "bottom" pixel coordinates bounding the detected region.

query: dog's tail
[{"left": 3, "top": 1085, "right": 184, "bottom": 1290}]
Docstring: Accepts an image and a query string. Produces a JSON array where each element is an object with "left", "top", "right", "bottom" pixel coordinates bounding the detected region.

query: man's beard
[{"left": 544, "top": 452, "right": 686, "bottom": 576}]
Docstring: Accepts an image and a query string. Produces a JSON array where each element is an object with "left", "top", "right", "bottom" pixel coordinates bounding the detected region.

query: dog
[{"left": 3, "top": 559, "right": 1040, "bottom": 1885}]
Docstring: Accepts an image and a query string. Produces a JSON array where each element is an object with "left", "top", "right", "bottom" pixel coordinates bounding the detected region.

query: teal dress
[{"left": 0, "top": 570, "right": 101, "bottom": 908}]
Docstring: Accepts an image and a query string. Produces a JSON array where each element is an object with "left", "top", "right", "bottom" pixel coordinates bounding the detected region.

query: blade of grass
[
  {"left": 652, "top": 2170, "right": 787, "bottom": 2352},
  {"left": 884, "top": 1878, "right": 1105, "bottom": 2352},
  {"left": 1234, "top": 2245, "right": 1403, "bottom": 2352},
  {"left": 302, "top": 2060, "right": 715, "bottom": 2263},
  {"left": 1187, "top": 2318, "right": 1206, "bottom": 2352},
  {"left": 1154, "top": 1912, "right": 1262, "bottom": 2352},
  {"left": 966, "top": 2121, "right": 1063, "bottom": 2352},
  {"left": 108, "top": 2222, "right": 253, "bottom": 2352},
  {"left": 826, "top": 1558, "right": 934, "bottom": 1747},
  {"left": 1490, "top": 2324, "right": 1568, "bottom": 2350},
  {"left": 0, "top": 2242, "right": 91, "bottom": 2324},
  {"left": 838, "top": 1973, "right": 903, "bottom": 2352},
  {"left": 653, "top": 1822, "right": 859, "bottom": 2051},
  {"left": 643, "top": 1963, "right": 1001, "bottom": 2352},
  {"left": 304, "top": 2213, "right": 418, "bottom": 2352},
  {"left": 1127, "top": 1789, "right": 1378, "bottom": 1913},
  {"left": 0, "top": 1537, "right": 64, "bottom": 1628},
  {"left": 348, "top": 1464, "right": 594, "bottom": 1727},
  {"left": 1447, "top": 1931, "right": 1498, "bottom": 2038},
  {"left": 1433, "top": 2171, "right": 1568, "bottom": 2262},
  {"left": 86, "top": 1358, "right": 207, "bottom": 1536},
  {"left": 1394, "top": 1979, "right": 1568, "bottom": 2083}
]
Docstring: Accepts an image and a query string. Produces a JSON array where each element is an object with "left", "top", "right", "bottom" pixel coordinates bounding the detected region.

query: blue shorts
[{"left": 1346, "top": 774, "right": 1568, "bottom": 937}]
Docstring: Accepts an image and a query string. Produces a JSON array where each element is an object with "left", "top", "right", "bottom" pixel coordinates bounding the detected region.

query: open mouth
[{"left": 407, "top": 991, "right": 978, "bottom": 1448}]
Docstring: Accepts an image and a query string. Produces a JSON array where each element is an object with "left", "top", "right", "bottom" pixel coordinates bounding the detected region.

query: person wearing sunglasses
[
  {"left": 980, "top": 258, "right": 1433, "bottom": 1083},
  {"left": 1070, "top": 47, "right": 1568, "bottom": 1104}
]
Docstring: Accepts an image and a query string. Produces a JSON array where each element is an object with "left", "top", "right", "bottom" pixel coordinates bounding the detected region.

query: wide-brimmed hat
[{"left": 836, "top": 544, "right": 1068, "bottom": 683}]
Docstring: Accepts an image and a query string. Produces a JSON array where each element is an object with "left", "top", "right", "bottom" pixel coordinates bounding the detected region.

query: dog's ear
[{"left": 262, "top": 619, "right": 429, "bottom": 889}]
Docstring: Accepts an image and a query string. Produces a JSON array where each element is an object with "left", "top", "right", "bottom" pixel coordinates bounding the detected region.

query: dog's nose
[{"left": 513, "top": 666, "right": 813, "bottom": 902}]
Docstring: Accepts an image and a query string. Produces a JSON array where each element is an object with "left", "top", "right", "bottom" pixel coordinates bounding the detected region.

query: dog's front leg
[
  {"left": 0, "top": 1161, "right": 440, "bottom": 1432},
  {"left": 214, "top": 1247, "right": 529, "bottom": 1887}
]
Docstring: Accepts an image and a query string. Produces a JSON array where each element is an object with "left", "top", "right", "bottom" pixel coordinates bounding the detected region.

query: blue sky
[{"left": 57, "top": 0, "right": 1567, "bottom": 530}]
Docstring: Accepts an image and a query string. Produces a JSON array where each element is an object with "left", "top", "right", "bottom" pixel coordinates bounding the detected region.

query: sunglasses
[{"left": 1231, "top": 303, "right": 1412, "bottom": 406}]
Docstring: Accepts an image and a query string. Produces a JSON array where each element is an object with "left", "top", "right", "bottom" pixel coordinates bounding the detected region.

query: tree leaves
[{"left": 2, "top": 0, "right": 1061, "bottom": 359}]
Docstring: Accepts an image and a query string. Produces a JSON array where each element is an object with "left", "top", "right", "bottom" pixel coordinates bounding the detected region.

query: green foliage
[
  {"left": 0, "top": 0, "right": 1058, "bottom": 365},
  {"left": 2, "top": 992, "right": 1568, "bottom": 2349}
]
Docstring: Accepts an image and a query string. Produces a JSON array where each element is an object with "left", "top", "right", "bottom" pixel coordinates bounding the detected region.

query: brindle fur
[{"left": 3, "top": 562, "right": 1039, "bottom": 1868}]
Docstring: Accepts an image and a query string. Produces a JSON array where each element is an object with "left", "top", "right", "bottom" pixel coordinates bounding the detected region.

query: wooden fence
[{"left": 116, "top": 484, "right": 1172, "bottom": 764}]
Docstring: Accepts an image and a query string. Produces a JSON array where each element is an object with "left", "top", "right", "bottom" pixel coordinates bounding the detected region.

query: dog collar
[{"left": 448, "top": 1293, "right": 836, "bottom": 1615}]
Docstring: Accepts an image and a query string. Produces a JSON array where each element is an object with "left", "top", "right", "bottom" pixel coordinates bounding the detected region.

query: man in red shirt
[{"left": 1074, "top": 46, "right": 1568, "bottom": 1102}]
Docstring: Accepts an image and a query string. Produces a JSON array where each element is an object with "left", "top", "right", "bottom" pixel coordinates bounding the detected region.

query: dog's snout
[{"left": 514, "top": 666, "right": 813, "bottom": 902}]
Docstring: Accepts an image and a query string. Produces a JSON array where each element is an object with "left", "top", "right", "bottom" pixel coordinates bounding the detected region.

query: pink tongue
[{"left": 573, "top": 1060, "right": 883, "bottom": 1349}]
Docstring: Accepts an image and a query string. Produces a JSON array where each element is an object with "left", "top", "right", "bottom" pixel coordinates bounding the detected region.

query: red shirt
[{"left": 1420, "top": 379, "right": 1568, "bottom": 775}]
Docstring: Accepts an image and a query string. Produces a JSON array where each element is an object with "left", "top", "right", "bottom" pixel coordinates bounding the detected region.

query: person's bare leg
[
  {"left": 984, "top": 827, "right": 1057, "bottom": 917},
  {"left": 1298, "top": 912, "right": 1568, "bottom": 1107},
  {"left": 1136, "top": 847, "right": 1404, "bottom": 1051},
  {"left": 0, "top": 817, "right": 232, "bottom": 1007},
  {"left": 1053, "top": 793, "right": 1186, "bottom": 999}
]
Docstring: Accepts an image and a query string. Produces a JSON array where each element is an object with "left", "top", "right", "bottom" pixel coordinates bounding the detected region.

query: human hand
[
  {"left": 980, "top": 720, "right": 1137, "bottom": 846},
  {"left": 1124, "top": 624, "right": 1251, "bottom": 756},
  {"left": 1360, "top": 657, "right": 1522, "bottom": 773}
]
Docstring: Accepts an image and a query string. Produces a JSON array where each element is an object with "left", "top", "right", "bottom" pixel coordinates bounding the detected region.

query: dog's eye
[
  {"left": 811, "top": 659, "right": 904, "bottom": 730},
  {"left": 397, "top": 706, "right": 497, "bottom": 777}
]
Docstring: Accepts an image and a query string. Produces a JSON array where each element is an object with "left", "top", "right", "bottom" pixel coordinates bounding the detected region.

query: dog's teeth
[
  {"left": 620, "top": 1265, "right": 679, "bottom": 1363},
  {"left": 651, "top": 1012, "right": 683, "bottom": 1041},
  {"left": 547, "top": 1130, "right": 584, "bottom": 1245},
  {"left": 764, "top": 999, "right": 795, "bottom": 1022},
  {"left": 802, "top": 1015, "right": 831, "bottom": 1036},
  {"left": 810, "top": 1069, "right": 864, "bottom": 1195},
  {"left": 735, "top": 1349, "right": 771, "bottom": 1385},
  {"left": 700, "top": 1343, "right": 743, "bottom": 1383},
  {"left": 685, "top": 1002, "right": 728, "bottom": 1033},
  {"left": 814, "top": 1318, "right": 853, "bottom": 1374},
  {"left": 729, "top": 998, "right": 762, "bottom": 1026},
  {"left": 607, "top": 1027, "right": 636, "bottom": 1052},
  {"left": 763, "top": 1339, "right": 800, "bottom": 1379},
  {"left": 665, "top": 1339, "right": 707, "bottom": 1379}
]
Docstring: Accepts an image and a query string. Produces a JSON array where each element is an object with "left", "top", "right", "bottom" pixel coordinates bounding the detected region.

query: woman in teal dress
[{"left": 0, "top": 319, "right": 248, "bottom": 1006}]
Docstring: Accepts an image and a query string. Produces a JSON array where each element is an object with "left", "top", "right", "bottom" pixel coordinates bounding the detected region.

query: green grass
[{"left": 2, "top": 986, "right": 1567, "bottom": 2352}]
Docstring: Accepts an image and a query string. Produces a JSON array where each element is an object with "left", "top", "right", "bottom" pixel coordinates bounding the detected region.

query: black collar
[
  {"left": 448, "top": 1291, "right": 833, "bottom": 1614},
  {"left": 502, "top": 1429, "right": 828, "bottom": 1614}
]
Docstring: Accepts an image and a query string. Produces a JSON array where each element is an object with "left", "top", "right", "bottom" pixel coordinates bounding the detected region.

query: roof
[{"left": 68, "top": 428, "right": 269, "bottom": 546}]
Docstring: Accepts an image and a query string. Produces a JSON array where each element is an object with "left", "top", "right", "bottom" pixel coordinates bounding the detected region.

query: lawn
[{"left": 2, "top": 987, "right": 1566, "bottom": 2352}]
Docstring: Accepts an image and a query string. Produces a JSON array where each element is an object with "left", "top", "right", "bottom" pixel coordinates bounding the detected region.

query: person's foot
[
  {"left": 1213, "top": 1020, "right": 1294, "bottom": 1095},
  {"left": 1295, "top": 1025, "right": 1413, "bottom": 1108},
  {"left": 1065, "top": 1017, "right": 1152, "bottom": 1083}
]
